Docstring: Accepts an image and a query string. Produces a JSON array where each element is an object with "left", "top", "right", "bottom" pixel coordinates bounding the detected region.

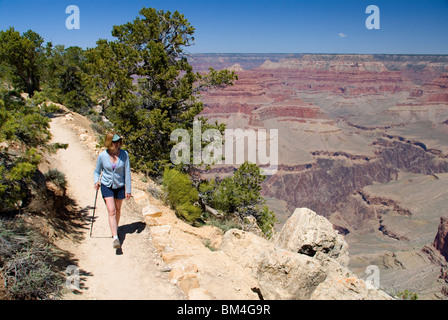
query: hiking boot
[{"left": 113, "top": 238, "right": 121, "bottom": 249}]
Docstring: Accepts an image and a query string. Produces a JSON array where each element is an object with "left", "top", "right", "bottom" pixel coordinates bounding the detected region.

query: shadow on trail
[
  {"left": 53, "top": 249, "right": 94, "bottom": 297},
  {"left": 116, "top": 222, "right": 146, "bottom": 255},
  {"left": 51, "top": 197, "right": 95, "bottom": 297}
]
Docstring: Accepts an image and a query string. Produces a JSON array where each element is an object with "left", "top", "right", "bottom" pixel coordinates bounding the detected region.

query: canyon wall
[{"left": 192, "top": 53, "right": 448, "bottom": 299}]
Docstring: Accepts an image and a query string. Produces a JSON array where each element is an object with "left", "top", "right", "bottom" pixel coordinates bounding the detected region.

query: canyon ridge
[{"left": 190, "top": 53, "right": 448, "bottom": 299}]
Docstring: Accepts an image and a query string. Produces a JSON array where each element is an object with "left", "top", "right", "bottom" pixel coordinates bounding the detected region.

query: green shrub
[
  {"left": 44, "top": 169, "right": 67, "bottom": 190},
  {"left": 162, "top": 167, "right": 202, "bottom": 223},
  {"left": 0, "top": 220, "right": 62, "bottom": 300},
  {"left": 3, "top": 245, "right": 60, "bottom": 300},
  {"left": 256, "top": 205, "right": 277, "bottom": 239},
  {"left": 395, "top": 290, "right": 418, "bottom": 300},
  {"left": 205, "top": 214, "right": 241, "bottom": 234},
  {"left": 199, "top": 162, "right": 278, "bottom": 238},
  {"left": 0, "top": 86, "right": 50, "bottom": 211}
]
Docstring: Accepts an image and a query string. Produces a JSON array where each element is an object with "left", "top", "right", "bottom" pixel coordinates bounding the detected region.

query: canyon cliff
[
  {"left": 434, "top": 216, "right": 448, "bottom": 261},
  {"left": 192, "top": 53, "right": 448, "bottom": 299}
]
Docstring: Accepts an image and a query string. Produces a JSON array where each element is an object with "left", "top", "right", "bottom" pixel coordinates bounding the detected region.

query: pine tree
[
  {"left": 0, "top": 28, "right": 44, "bottom": 97},
  {"left": 0, "top": 87, "right": 49, "bottom": 210},
  {"left": 42, "top": 44, "right": 92, "bottom": 113},
  {"left": 86, "top": 7, "right": 237, "bottom": 175}
]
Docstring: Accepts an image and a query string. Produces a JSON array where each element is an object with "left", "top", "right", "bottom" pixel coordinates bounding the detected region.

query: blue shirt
[{"left": 94, "top": 149, "right": 131, "bottom": 194}]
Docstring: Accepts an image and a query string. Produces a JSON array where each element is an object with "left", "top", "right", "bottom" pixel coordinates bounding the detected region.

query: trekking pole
[{"left": 90, "top": 187, "right": 99, "bottom": 238}]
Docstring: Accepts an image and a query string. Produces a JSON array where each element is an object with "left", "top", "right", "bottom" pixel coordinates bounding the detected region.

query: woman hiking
[{"left": 94, "top": 133, "right": 132, "bottom": 249}]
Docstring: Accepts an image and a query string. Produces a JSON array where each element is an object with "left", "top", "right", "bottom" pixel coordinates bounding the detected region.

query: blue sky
[{"left": 0, "top": 0, "right": 447, "bottom": 54}]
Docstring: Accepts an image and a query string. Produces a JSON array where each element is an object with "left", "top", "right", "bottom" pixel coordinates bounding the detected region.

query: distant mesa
[{"left": 227, "top": 63, "right": 244, "bottom": 72}]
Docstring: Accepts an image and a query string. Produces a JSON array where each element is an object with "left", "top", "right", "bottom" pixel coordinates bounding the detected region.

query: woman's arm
[
  {"left": 93, "top": 154, "right": 103, "bottom": 189},
  {"left": 124, "top": 151, "right": 132, "bottom": 199}
]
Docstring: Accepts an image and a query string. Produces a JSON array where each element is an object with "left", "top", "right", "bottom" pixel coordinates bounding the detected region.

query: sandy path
[{"left": 49, "top": 114, "right": 184, "bottom": 300}]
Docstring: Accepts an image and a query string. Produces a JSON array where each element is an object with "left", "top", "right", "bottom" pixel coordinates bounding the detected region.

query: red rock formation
[
  {"left": 430, "top": 73, "right": 448, "bottom": 88},
  {"left": 257, "top": 98, "right": 329, "bottom": 121},
  {"left": 395, "top": 73, "right": 448, "bottom": 112},
  {"left": 433, "top": 216, "right": 448, "bottom": 261},
  {"left": 421, "top": 74, "right": 448, "bottom": 104},
  {"left": 197, "top": 54, "right": 448, "bottom": 234},
  {"left": 253, "top": 59, "right": 409, "bottom": 96},
  {"left": 441, "top": 286, "right": 448, "bottom": 297},
  {"left": 440, "top": 266, "right": 448, "bottom": 283}
]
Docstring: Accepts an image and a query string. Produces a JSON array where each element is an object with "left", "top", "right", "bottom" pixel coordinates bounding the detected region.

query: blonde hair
[{"left": 105, "top": 132, "right": 121, "bottom": 153}]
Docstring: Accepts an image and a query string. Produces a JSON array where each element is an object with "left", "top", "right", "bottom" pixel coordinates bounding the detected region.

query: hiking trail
[{"left": 49, "top": 112, "right": 185, "bottom": 300}]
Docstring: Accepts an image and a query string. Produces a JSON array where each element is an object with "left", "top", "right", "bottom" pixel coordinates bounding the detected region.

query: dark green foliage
[
  {"left": 86, "top": 7, "right": 237, "bottom": 175},
  {"left": 200, "top": 162, "right": 263, "bottom": 214},
  {"left": 200, "top": 162, "right": 278, "bottom": 238},
  {"left": 257, "top": 205, "right": 278, "bottom": 239},
  {"left": 0, "top": 88, "right": 50, "bottom": 146},
  {"left": 395, "top": 289, "right": 418, "bottom": 300},
  {"left": 41, "top": 44, "right": 93, "bottom": 113},
  {"left": 0, "top": 87, "right": 51, "bottom": 210},
  {"left": 44, "top": 169, "right": 67, "bottom": 191},
  {"left": 0, "top": 149, "right": 41, "bottom": 210},
  {"left": 0, "top": 28, "right": 94, "bottom": 114},
  {"left": 0, "top": 32, "right": 66, "bottom": 299},
  {"left": 0, "top": 28, "right": 44, "bottom": 97},
  {"left": 162, "top": 167, "right": 202, "bottom": 223}
]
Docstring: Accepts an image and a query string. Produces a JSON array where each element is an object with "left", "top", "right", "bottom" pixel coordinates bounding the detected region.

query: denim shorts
[{"left": 101, "top": 184, "right": 125, "bottom": 200}]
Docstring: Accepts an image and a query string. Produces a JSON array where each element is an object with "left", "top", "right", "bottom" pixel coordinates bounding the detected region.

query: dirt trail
[{"left": 49, "top": 113, "right": 185, "bottom": 300}]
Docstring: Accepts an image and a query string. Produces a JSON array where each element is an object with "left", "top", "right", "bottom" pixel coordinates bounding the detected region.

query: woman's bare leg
[
  {"left": 114, "top": 198, "right": 123, "bottom": 226},
  {"left": 104, "top": 197, "right": 118, "bottom": 237}
]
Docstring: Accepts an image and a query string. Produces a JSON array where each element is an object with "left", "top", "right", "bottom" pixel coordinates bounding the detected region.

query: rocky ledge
[
  {"left": 222, "top": 208, "right": 391, "bottom": 300},
  {"left": 138, "top": 186, "right": 392, "bottom": 300}
]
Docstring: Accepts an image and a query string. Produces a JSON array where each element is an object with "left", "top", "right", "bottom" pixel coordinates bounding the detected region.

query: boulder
[
  {"left": 143, "top": 204, "right": 162, "bottom": 218},
  {"left": 149, "top": 225, "right": 172, "bottom": 252},
  {"left": 256, "top": 245, "right": 392, "bottom": 300},
  {"left": 169, "top": 267, "right": 184, "bottom": 284},
  {"left": 220, "top": 229, "right": 274, "bottom": 275},
  {"left": 257, "top": 247, "right": 327, "bottom": 300},
  {"left": 133, "top": 190, "right": 149, "bottom": 207},
  {"left": 79, "top": 133, "right": 88, "bottom": 141},
  {"left": 143, "top": 204, "right": 163, "bottom": 226},
  {"left": 178, "top": 274, "right": 200, "bottom": 296},
  {"left": 188, "top": 288, "right": 215, "bottom": 300},
  {"left": 275, "top": 208, "right": 349, "bottom": 266},
  {"left": 310, "top": 253, "right": 393, "bottom": 300},
  {"left": 162, "top": 252, "right": 192, "bottom": 265}
]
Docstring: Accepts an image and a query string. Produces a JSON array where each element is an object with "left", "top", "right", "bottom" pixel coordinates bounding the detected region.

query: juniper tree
[
  {"left": 42, "top": 44, "right": 92, "bottom": 113},
  {"left": 199, "top": 162, "right": 278, "bottom": 238},
  {"left": 86, "top": 7, "right": 237, "bottom": 175},
  {"left": 0, "top": 88, "right": 50, "bottom": 210},
  {"left": 0, "top": 28, "right": 44, "bottom": 97}
]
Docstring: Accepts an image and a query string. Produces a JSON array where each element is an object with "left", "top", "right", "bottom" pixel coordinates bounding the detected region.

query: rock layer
[
  {"left": 434, "top": 216, "right": 448, "bottom": 261},
  {"left": 194, "top": 53, "right": 448, "bottom": 299},
  {"left": 218, "top": 208, "right": 391, "bottom": 300}
]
